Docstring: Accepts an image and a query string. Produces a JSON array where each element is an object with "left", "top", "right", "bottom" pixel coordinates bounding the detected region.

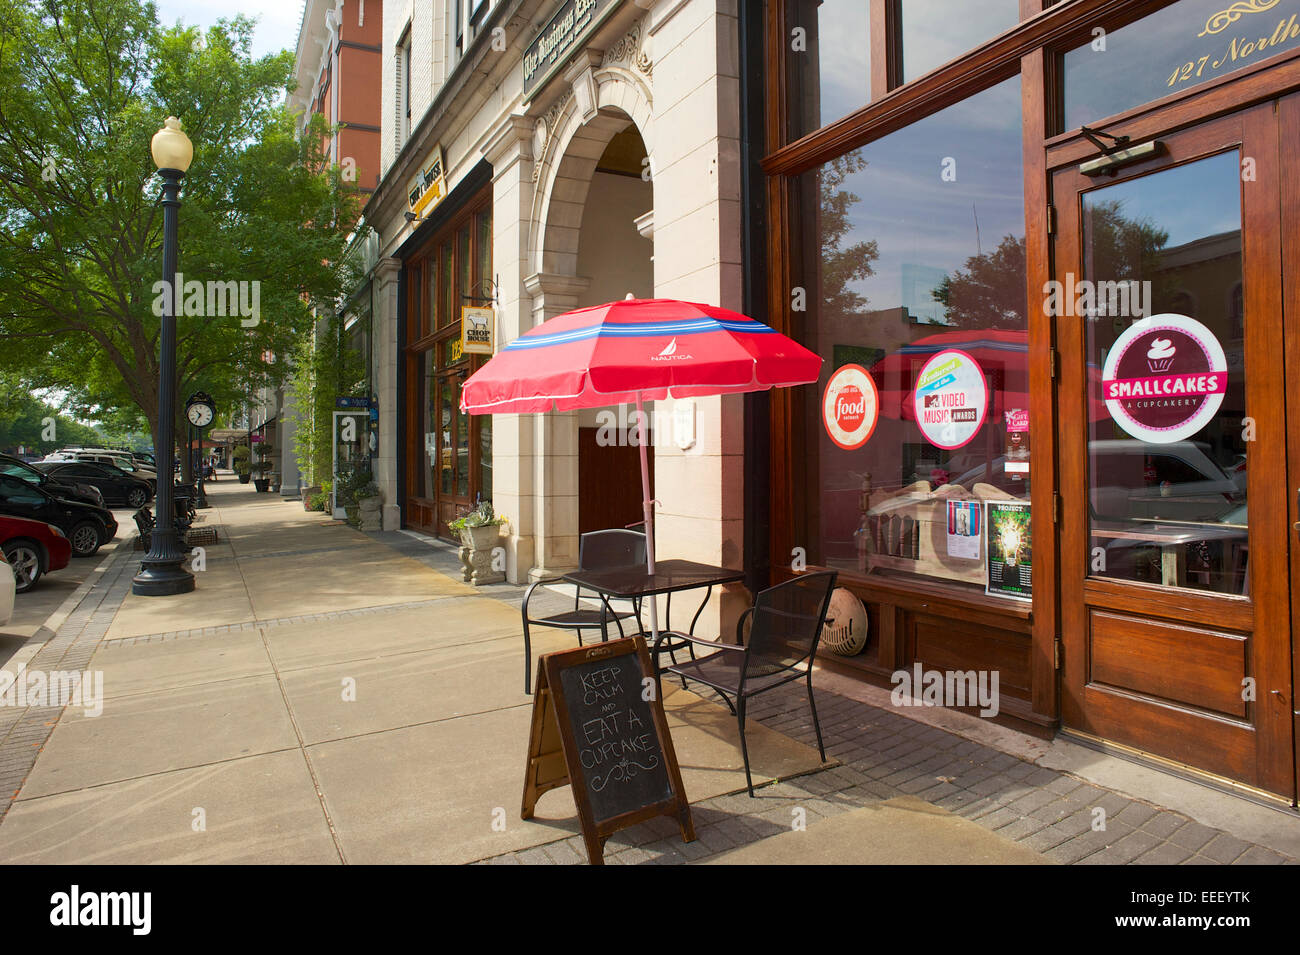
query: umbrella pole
[{"left": 635, "top": 393, "right": 660, "bottom": 648}]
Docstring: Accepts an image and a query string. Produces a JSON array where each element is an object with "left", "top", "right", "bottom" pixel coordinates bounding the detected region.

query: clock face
[{"left": 187, "top": 403, "right": 214, "bottom": 427}]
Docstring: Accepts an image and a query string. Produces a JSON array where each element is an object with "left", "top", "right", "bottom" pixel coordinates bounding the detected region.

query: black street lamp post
[{"left": 134, "top": 117, "right": 196, "bottom": 597}]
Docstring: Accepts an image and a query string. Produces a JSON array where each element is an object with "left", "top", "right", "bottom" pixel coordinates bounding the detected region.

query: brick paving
[{"left": 474, "top": 679, "right": 1300, "bottom": 865}]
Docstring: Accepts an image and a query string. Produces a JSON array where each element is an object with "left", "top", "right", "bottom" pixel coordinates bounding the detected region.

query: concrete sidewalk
[{"left": 0, "top": 477, "right": 1296, "bottom": 865}]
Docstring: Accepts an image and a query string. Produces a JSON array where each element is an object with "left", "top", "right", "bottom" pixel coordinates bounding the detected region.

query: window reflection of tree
[{"left": 817, "top": 151, "right": 879, "bottom": 320}]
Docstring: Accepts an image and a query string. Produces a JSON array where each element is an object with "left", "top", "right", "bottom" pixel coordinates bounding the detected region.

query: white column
[
  {"left": 372, "top": 255, "right": 402, "bottom": 530},
  {"left": 522, "top": 271, "right": 590, "bottom": 581}
]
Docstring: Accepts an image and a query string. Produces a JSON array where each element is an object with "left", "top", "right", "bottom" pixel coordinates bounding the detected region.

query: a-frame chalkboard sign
[{"left": 521, "top": 636, "right": 695, "bottom": 864}]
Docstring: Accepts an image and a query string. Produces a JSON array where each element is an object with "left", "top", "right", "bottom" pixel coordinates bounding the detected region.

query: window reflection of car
[{"left": 1089, "top": 440, "right": 1241, "bottom": 523}]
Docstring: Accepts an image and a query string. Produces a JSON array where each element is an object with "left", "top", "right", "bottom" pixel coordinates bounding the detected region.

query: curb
[{"left": 1, "top": 544, "right": 127, "bottom": 681}]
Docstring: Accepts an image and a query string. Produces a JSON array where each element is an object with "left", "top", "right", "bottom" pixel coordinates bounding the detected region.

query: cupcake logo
[
  {"left": 1101, "top": 315, "right": 1228, "bottom": 445},
  {"left": 1146, "top": 337, "right": 1176, "bottom": 373}
]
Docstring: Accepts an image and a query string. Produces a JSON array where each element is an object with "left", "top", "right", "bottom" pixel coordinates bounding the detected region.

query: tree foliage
[{"left": 0, "top": 0, "right": 359, "bottom": 452}]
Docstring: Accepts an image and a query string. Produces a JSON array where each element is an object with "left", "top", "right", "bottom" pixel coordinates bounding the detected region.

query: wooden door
[
  {"left": 578, "top": 428, "right": 652, "bottom": 535},
  {"left": 434, "top": 370, "right": 474, "bottom": 538},
  {"left": 1053, "top": 105, "right": 1294, "bottom": 798}
]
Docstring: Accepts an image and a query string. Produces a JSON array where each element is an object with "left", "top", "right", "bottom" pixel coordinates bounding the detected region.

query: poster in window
[
  {"left": 985, "top": 501, "right": 1032, "bottom": 601},
  {"left": 946, "top": 500, "right": 981, "bottom": 560},
  {"left": 1004, "top": 408, "right": 1029, "bottom": 481}
]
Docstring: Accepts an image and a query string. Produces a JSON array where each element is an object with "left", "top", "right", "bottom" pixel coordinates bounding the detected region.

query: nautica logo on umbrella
[{"left": 652, "top": 337, "right": 691, "bottom": 361}]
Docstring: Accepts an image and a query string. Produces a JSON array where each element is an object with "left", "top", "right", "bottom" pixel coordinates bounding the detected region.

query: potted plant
[
  {"left": 307, "top": 480, "right": 331, "bottom": 512},
  {"left": 233, "top": 445, "right": 252, "bottom": 484},
  {"left": 252, "top": 443, "right": 273, "bottom": 492},
  {"left": 449, "top": 501, "right": 507, "bottom": 585}
]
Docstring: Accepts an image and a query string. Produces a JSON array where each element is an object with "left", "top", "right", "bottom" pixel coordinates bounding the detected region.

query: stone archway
[{"left": 518, "top": 62, "right": 656, "bottom": 578}]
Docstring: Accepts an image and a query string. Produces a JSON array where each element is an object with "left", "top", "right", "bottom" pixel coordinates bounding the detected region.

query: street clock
[{"left": 185, "top": 392, "right": 216, "bottom": 429}]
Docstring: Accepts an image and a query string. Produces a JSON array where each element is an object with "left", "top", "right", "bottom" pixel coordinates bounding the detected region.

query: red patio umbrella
[{"left": 461, "top": 297, "right": 822, "bottom": 644}]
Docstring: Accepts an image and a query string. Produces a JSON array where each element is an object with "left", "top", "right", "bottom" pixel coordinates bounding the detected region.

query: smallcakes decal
[{"left": 1101, "top": 314, "right": 1228, "bottom": 444}]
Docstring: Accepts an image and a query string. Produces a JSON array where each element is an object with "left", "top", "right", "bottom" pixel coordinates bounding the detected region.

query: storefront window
[
  {"left": 1061, "top": 0, "right": 1300, "bottom": 131},
  {"left": 1081, "top": 150, "right": 1247, "bottom": 595},
  {"left": 786, "top": 0, "right": 872, "bottom": 140},
  {"left": 899, "top": 0, "right": 1020, "bottom": 83},
  {"left": 423, "top": 350, "right": 437, "bottom": 497},
  {"left": 797, "top": 76, "right": 1026, "bottom": 589}
]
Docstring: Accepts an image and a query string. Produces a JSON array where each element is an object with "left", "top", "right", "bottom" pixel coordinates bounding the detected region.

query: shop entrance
[{"left": 1051, "top": 104, "right": 1295, "bottom": 798}]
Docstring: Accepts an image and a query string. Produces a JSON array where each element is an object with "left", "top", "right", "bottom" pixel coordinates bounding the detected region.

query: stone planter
[
  {"left": 301, "top": 485, "right": 322, "bottom": 510},
  {"left": 344, "top": 504, "right": 360, "bottom": 525},
  {"left": 458, "top": 524, "right": 505, "bottom": 585},
  {"left": 357, "top": 494, "right": 383, "bottom": 532}
]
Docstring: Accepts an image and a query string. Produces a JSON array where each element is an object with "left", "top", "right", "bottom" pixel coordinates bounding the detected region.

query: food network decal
[
  {"left": 914, "top": 349, "right": 988, "bottom": 450},
  {"left": 822, "top": 364, "right": 879, "bottom": 450},
  {"left": 1101, "top": 314, "right": 1228, "bottom": 444}
]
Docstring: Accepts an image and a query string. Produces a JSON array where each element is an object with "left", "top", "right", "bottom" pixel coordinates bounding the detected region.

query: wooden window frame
[{"left": 403, "top": 190, "right": 493, "bottom": 534}]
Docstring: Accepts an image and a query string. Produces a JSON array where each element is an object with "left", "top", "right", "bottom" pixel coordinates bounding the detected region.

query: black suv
[
  {"left": 36, "top": 461, "right": 152, "bottom": 509},
  {"left": 0, "top": 453, "right": 104, "bottom": 508},
  {"left": 0, "top": 473, "right": 118, "bottom": 557}
]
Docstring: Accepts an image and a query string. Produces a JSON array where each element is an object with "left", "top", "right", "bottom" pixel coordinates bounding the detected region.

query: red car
[{"left": 0, "top": 514, "right": 72, "bottom": 593}]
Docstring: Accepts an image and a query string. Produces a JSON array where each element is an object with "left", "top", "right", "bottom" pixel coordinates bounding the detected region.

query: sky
[{"left": 152, "top": 0, "right": 304, "bottom": 59}]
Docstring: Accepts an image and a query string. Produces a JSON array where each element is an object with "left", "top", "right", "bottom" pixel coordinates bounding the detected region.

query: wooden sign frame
[{"left": 521, "top": 637, "right": 695, "bottom": 865}]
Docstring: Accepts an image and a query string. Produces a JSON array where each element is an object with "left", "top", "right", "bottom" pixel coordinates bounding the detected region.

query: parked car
[
  {"left": 35, "top": 461, "right": 152, "bottom": 510},
  {"left": 64, "top": 452, "right": 157, "bottom": 487},
  {"left": 0, "top": 550, "right": 14, "bottom": 624},
  {"left": 0, "top": 514, "right": 72, "bottom": 593},
  {"left": 0, "top": 453, "right": 105, "bottom": 508},
  {"left": 0, "top": 474, "right": 118, "bottom": 557}
]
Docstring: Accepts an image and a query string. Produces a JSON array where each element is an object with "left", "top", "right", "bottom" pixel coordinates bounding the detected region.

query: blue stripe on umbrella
[{"left": 503, "top": 316, "right": 778, "bottom": 350}]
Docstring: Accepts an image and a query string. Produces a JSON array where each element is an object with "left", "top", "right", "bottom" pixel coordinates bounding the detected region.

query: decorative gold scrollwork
[{"left": 1199, "top": 0, "right": 1281, "bottom": 37}]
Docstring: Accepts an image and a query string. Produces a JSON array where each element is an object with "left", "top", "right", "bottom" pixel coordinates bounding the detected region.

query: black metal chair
[
  {"left": 520, "top": 529, "right": 647, "bottom": 694},
  {"left": 654, "top": 571, "right": 838, "bottom": 796}
]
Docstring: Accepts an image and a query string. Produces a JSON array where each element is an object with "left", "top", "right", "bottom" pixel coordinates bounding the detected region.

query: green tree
[
  {"left": 287, "top": 314, "right": 365, "bottom": 488},
  {"left": 0, "top": 0, "right": 358, "bottom": 453}
]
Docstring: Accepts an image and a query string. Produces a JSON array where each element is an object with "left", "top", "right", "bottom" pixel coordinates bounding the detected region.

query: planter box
[
  {"left": 254, "top": 479, "right": 270, "bottom": 493},
  {"left": 237, "top": 473, "right": 251, "bottom": 485},
  {"left": 358, "top": 495, "right": 383, "bottom": 532},
  {"left": 458, "top": 525, "right": 505, "bottom": 585},
  {"left": 301, "top": 485, "right": 322, "bottom": 510}
]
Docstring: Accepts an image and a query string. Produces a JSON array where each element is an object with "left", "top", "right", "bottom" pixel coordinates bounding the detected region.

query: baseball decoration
[{"left": 821, "top": 587, "right": 869, "bottom": 656}]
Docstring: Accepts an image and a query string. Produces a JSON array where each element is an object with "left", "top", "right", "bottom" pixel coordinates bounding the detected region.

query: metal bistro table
[{"left": 561, "top": 559, "right": 745, "bottom": 668}]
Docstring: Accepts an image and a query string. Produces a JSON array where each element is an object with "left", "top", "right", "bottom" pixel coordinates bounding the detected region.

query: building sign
[
  {"left": 461, "top": 306, "right": 495, "bottom": 356},
  {"left": 823, "top": 364, "right": 880, "bottom": 450},
  {"left": 335, "top": 396, "right": 371, "bottom": 409},
  {"left": 913, "top": 349, "right": 988, "bottom": 450},
  {"left": 522, "top": 0, "right": 622, "bottom": 99},
  {"left": 1101, "top": 314, "right": 1227, "bottom": 444},
  {"left": 986, "top": 501, "right": 1032, "bottom": 601},
  {"left": 1169, "top": 2, "right": 1300, "bottom": 91},
  {"left": 407, "top": 146, "right": 447, "bottom": 220}
]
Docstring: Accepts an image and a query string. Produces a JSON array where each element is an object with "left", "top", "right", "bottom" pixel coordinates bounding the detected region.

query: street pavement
[{"left": 0, "top": 476, "right": 1296, "bottom": 865}]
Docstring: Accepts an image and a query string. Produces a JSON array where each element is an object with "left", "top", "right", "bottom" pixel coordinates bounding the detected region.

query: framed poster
[{"left": 985, "top": 500, "right": 1032, "bottom": 601}]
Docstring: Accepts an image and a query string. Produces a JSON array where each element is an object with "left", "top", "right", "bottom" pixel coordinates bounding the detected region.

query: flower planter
[
  {"left": 301, "top": 485, "right": 322, "bottom": 510},
  {"left": 458, "top": 524, "right": 505, "bottom": 585},
  {"left": 357, "top": 494, "right": 384, "bottom": 532},
  {"left": 254, "top": 479, "right": 270, "bottom": 493},
  {"left": 237, "top": 472, "right": 251, "bottom": 485}
]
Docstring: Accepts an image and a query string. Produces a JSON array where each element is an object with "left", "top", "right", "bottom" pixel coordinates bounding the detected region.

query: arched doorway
[{"left": 573, "top": 125, "right": 654, "bottom": 534}]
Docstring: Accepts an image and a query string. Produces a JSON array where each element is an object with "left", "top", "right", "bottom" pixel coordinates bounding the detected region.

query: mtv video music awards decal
[
  {"left": 1102, "top": 314, "right": 1228, "bottom": 444},
  {"left": 914, "top": 349, "right": 989, "bottom": 450},
  {"left": 823, "top": 364, "right": 880, "bottom": 450}
]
